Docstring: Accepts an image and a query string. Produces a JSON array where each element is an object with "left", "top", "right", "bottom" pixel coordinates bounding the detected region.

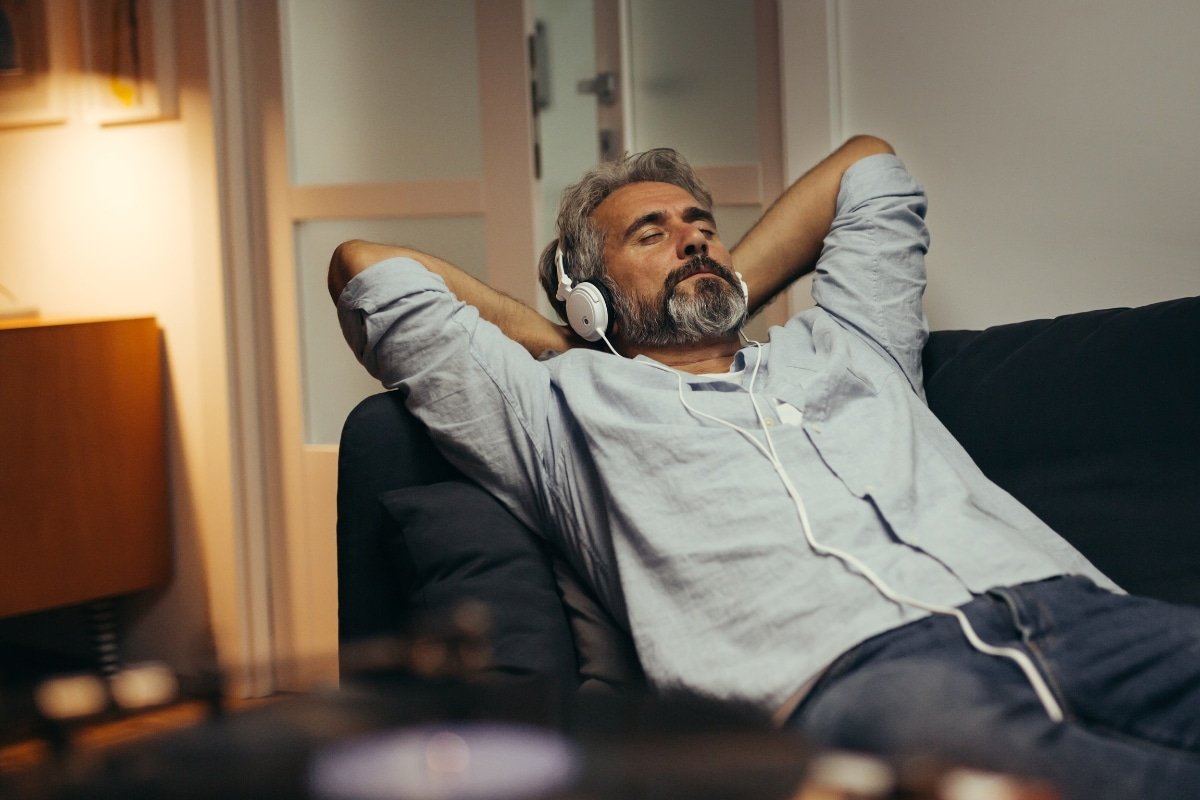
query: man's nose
[{"left": 678, "top": 227, "right": 708, "bottom": 258}]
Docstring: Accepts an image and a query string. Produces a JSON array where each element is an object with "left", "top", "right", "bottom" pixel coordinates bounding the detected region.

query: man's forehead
[{"left": 592, "top": 181, "right": 709, "bottom": 229}]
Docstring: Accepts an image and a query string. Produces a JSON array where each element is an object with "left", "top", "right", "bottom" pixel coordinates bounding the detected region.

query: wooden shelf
[{"left": 0, "top": 317, "right": 170, "bottom": 618}]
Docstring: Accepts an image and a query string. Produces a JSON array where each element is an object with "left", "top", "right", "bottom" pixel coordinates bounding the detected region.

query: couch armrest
[{"left": 336, "top": 392, "right": 462, "bottom": 646}]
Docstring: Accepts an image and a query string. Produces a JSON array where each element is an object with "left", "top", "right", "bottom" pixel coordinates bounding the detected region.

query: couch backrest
[{"left": 922, "top": 296, "right": 1200, "bottom": 605}]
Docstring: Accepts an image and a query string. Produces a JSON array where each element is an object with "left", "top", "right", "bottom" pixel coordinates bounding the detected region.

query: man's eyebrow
[
  {"left": 621, "top": 211, "right": 665, "bottom": 241},
  {"left": 621, "top": 207, "right": 716, "bottom": 241}
]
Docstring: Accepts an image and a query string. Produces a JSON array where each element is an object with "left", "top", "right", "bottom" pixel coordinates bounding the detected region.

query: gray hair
[{"left": 537, "top": 148, "right": 712, "bottom": 322}]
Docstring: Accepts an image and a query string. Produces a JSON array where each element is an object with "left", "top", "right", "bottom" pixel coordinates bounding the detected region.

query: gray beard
[{"left": 610, "top": 256, "right": 747, "bottom": 347}]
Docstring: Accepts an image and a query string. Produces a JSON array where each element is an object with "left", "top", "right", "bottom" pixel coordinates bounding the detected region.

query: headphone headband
[{"left": 554, "top": 246, "right": 573, "bottom": 302}]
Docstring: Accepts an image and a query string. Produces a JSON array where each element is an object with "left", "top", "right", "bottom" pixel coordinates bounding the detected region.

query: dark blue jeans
[{"left": 787, "top": 576, "right": 1200, "bottom": 800}]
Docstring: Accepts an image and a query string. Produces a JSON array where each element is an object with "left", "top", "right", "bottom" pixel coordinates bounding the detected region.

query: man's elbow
[
  {"left": 843, "top": 134, "right": 895, "bottom": 157},
  {"left": 328, "top": 239, "right": 362, "bottom": 303},
  {"left": 329, "top": 239, "right": 409, "bottom": 303}
]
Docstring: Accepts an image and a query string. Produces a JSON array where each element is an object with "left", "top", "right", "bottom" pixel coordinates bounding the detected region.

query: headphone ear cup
[{"left": 565, "top": 280, "right": 612, "bottom": 342}]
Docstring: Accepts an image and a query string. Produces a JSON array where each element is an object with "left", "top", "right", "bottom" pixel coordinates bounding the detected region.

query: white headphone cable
[{"left": 596, "top": 329, "right": 1065, "bottom": 722}]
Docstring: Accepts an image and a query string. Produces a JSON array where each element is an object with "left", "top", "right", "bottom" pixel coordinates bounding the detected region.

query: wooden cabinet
[{"left": 0, "top": 317, "right": 170, "bottom": 618}]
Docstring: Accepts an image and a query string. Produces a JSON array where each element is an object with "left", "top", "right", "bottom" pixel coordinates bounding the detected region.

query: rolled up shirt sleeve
[
  {"left": 811, "top": 153, "right": 930, "bottom": 395},
  {"left": 336, "top": 257, "right": 558, "bottom": 532}
]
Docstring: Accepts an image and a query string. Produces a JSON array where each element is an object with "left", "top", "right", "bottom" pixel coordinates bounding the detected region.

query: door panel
[
  {"left": 626, "top": 0, "right": 760, "bottom": 165},
  {"left": 282, "top": 0, "right": 483, "bottom": 185},
  {"left": 247, "top": 0, "right": 536, "bottom": 689}
]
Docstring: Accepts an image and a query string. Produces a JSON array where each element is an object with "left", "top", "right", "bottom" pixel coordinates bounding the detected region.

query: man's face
[{"left": 591, "top": 181, "right": 746, "bottom": 346}]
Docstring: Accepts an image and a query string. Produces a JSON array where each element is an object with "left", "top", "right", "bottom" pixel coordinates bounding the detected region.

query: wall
[
  {"left": 781, "top": 0, "right": 1200, "bottom": 330},
  {"left": 0, "top": 3, "right": 237, "bottom": 682}
]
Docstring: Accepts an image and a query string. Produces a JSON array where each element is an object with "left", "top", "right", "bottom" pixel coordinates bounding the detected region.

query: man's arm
[
  {"left": 329, "top": 239, "right": 576, "bottom": 358},
  {"left": 328, "top": 136, "right": 892, "bottom": 357},
  {"left": 731, "top": 135, "right": 894, "bottom": 310}
]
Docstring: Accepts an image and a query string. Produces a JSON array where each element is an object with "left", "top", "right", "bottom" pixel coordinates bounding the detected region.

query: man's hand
[
  {"left": 732, "top": 135, "right": 895, "bottom": 309},
  {"left": 329, "top": 239, "right": 577, "bottom": 359}
]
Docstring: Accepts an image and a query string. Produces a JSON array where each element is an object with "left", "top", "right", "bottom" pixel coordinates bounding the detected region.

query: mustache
[{"left": 662, "top": 255, "right": 741, "bottom": 295}]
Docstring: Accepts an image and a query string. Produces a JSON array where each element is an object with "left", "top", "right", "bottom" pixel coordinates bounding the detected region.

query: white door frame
[{"left": 204, "top": 0, "right": 280, "bottom": 698}]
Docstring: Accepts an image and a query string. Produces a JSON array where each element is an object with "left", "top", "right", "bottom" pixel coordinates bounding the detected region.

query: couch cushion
[
  {"left": 380, "top": 480, "right": 646, "bottom": 691},
  {"left": 379, "top": 481, "right": 579, "bottom": 687},
  {"left": 923, "top": 297, "right": 1200, "bottom": 605},
  {"left": 550, "top": 558, "right": 645, "bottom": 692}
]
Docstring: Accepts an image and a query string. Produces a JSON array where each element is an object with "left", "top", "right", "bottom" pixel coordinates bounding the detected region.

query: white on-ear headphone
[{"left": 555, "top": 246, "right": 611, "bottom": 342}]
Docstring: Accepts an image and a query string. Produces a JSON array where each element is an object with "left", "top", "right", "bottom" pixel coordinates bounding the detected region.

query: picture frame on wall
[
  {"left": 80, "top": 0, "right": 177, "bottom": 125},
  {"left": 0, "top": 0, "right": 67, "bottom": 129}
]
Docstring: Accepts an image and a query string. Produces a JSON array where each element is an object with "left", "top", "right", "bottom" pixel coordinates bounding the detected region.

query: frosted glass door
[
  {"left": 626, "top": 0, "right": 759, "bottom": 166},
  {"left": 281, "top": 0, "right": 487, "bottom": 445},
  {"left": 283, "top": 0, "right": 482, "bottom": 185}
]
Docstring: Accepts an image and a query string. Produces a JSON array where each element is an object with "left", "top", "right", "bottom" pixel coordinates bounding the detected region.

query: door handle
[{"left": 577, "top": 71, "right": 618, "bottom": 106}]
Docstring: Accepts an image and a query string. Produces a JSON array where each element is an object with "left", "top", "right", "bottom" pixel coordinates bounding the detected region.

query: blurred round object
[
  {"left": 802, "top": 750, "right": 895, "bottom": 798},
  {"left": 34, "top": 673, "right": 108, "bottom": 720},
  {"left": 310, "top": 722, "right": 579, "bottom": 800},
  {"left": 939, "top": 768, "right": 1060, "bottom": 800},
  {"left": 110, "top": 662, "right": 179, "bottom": 710}
]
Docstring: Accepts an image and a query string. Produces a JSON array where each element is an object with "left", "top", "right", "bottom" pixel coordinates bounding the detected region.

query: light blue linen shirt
[{"left": 337, "top": 155, "right": 1115, "bottom": 713}]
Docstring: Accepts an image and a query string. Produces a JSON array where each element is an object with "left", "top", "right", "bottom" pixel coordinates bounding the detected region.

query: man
[{"left": 330, "top": 137, "right": 1200, "bottom": 799}]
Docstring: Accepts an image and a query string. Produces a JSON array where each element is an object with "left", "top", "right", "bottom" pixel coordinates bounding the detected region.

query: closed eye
[{"left": 638, "top": 230, "right": 665, "bottom": 244}]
